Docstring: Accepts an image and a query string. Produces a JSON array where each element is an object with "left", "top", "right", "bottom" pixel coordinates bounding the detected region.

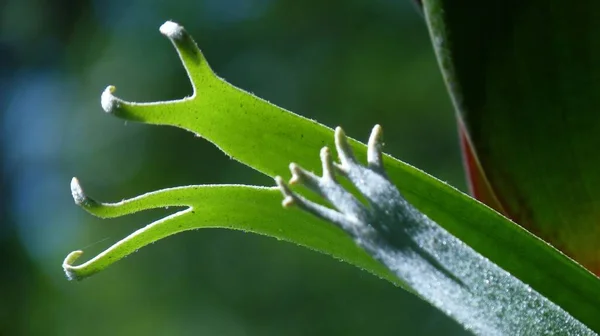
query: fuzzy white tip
[
  {"left": 101, "top": 85, "right": 118, "bottom": 113},
  {"left": 63, "top": 250, "right": 83, "bottom": 280},
  {"left": 71, "top": 177, "right": 86, "bottom": 205},
  {"left": 159, "top": 21, "right": 184, "bottom": 39}
]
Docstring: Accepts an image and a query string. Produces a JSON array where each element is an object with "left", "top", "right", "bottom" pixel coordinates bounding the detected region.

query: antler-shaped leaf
[
  {"left": 64, "top": 179, "right": 398, "bottom": 284},
  {"left": 67, "top": 21, "right": 600, "bottom": 332}
]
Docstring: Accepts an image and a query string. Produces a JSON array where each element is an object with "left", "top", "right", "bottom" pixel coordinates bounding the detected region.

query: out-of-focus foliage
[
  {"left": 0, "top": 0, "right": 465, "bottom": 334},
  {"left": 428, "top": 0, "right": 600, "bottom": 275}
]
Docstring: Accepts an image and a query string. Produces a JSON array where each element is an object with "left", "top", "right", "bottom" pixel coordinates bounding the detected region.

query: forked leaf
[
  {"left": 64, "top": 180, "right": 399, "bottom": 285},
  {"left": 67, "top": 21, "right": 600, "bottom": 332}
]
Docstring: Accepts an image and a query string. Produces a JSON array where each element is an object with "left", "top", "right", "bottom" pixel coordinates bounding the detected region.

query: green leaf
[
  {"left": 64, "top": 180, "right": 399, "bottom": 285},
  {"left": 66, "top": 21, "right": 600, "bottom": 332},
  {"left": 422, "top": 0, "right": 600, "bottom": 273}
]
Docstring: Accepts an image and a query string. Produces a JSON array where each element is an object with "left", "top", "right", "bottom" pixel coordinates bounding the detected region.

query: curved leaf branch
[{"left": 64, "top": 179, "right": 398, "bottom": 284}]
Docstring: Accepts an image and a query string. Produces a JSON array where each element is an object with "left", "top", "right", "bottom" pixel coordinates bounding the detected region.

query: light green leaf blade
[
  {"left": 65, "top": 180, "right": 399, "bottom": 285},
  {"left": 74, "top": 21, "right": 600, "bottom": 331}
]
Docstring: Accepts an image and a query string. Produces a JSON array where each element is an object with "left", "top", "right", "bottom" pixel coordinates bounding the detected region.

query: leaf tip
[
  {"left": 275, "top": 176, "right": 295, "bottom": 207},
  {"left": 70, "top": 177, "right": 88, "bottom": 206},
  {"left": 101, "top": 85, "right": 119, "bottom": 113},
  {"left": 159, "top": 21, "right": 185, "bottom": 40},
  {"left": 288, "top": 163, "right": 301, "bottom": 185},
  {"left": 158, "top": 20, "right": 213, "bottom": 86},
  {"left": 334, "top": 126, "right": 346, "bottom": 140},
  {"left": 62, "top": 250, "right": 84, "bottom": 281}
]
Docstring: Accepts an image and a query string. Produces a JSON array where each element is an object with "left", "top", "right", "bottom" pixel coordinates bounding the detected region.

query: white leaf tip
[
  {"left": 63, "top": 250, "right": 83, "bottom": 281},
  {"left": 70, "top": 177, "right": 87, "bottom": 205},
  {"left": 159, "top": 21, "right": 184, "bottom": 40},
  {"left": 101, "top": 85, "right": 118, "bottom": 113}
]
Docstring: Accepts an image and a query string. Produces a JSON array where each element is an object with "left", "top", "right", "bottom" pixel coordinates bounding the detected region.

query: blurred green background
[{"left": 1, "top": 0, "right": 469, "bottom": 334}]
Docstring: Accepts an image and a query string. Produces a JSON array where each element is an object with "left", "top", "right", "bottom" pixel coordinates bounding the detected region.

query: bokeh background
[{"left": 1, "top": 0, "right": 469, "bottom": 334}]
